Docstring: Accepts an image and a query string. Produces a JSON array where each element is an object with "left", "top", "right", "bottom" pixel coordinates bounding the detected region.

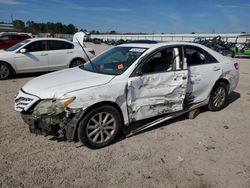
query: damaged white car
[{"left": 14, "top": 42, "right": 239, "bottom": 148}]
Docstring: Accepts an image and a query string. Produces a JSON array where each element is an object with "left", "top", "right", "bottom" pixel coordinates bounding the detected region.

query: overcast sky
[{"left": 0, "top": 0, "right": 250, "bottom": 33}]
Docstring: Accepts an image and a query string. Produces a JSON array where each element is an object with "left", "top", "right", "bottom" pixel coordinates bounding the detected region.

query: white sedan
[
  {"left": 0, "top": 38, "right": 95, "bottom": 79},
  {"left": 14, "top": 42, "right": 239, "bottom": 148}
]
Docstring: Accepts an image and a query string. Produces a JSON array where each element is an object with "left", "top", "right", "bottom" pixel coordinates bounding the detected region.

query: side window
[
  {"left": 11, "top": 35, "right": 22, "bottom": 40},
  {"left": 184, "top": 46, "right": 205, "bottom": 66},
  {"left": 25, "top": 41, "right": 47, "bottom": 52},
  {"left": 0, "top": 35, "right": 10, "bottom": 41},
  {"left": 65, "top": 42, "right": 74, "bottom": 49},
  {"left": 140, "top": 48, "right": 176, "bottom": 74},
  {"left": 204, "top": 50, "right": 218, "bottom": 63},
  {"left": 48, "top": 41, "right": 74, "bottom": 50}
]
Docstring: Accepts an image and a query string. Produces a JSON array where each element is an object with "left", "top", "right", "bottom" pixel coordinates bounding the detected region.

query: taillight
[{"left": 234, "top": 62, "right": 239, "bottom": 70}]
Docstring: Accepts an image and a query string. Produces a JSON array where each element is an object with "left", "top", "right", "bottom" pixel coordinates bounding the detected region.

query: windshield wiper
[{"left": 75, "top": 38, "right": 98, "bottom": 73}]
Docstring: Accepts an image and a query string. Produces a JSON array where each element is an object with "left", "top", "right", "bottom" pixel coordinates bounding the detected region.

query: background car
[
  {"left": 0, "top": 38, "right": 95, "bottom": 79},
  {"left": 0, "top": 33, "right": 31, "bottom": 50},
  {"left": 14, "top": 42, "right": 239, "bottom": 148},
  {"left": 231, "top": 39, "right": 250, "bottom": 57}
]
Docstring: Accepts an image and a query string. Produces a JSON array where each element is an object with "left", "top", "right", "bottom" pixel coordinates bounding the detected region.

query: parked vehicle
[
  {"left": 230, "top": 35, "right": 250, "bottom": 57},
  {"left": 0, "top": 33, "right": 31, "bottom": 50},
  {"left": 0, "top": 38, "right": 95, "bottom": 79},
  {"left": 92, "top": 38, "right": 102, "bottom": 44},
  {"left": 14, "top": 42, "right": 239, "bottom": 149},
  {"left": 193, "top": 36, "right": 234, "bottom": 57}
]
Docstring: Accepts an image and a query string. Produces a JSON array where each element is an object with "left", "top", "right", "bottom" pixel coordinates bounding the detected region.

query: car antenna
[{"left": 75, "top": 38, "right": 97, "bottom": 72}]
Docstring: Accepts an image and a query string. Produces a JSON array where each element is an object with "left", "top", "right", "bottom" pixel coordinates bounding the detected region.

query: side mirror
[
  {"left": 199, "top": 53, "right": 205, "bottom": 61},
  {"left": 20, "top": 48, "right": 27, "bottom": 53}
]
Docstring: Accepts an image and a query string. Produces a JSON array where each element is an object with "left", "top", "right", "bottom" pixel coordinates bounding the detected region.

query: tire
[
  {"left": 208, "top": 82, "right": 228, "bottom": 111},
  {"left": 78, "top": 105, "right": 122, "bottom": 149},
  {"left": 0, "top": 62, "right": 13, "bottom": 80},
  {"left": 69, "top": 58, "right": 85, "bottom": 68},
  {"left": 231, "top": 52, "right": 235, "bottom": 58}
]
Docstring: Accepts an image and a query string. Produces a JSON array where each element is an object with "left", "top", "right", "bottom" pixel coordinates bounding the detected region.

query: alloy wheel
[
  {"left": 86, "top": 112, "right": 116, "bottom": 144},
  {"left": 0, "top": 64, "right": 10, "bottom": 79},
  {"left": 212, "top": 87, "right": 226, "bottom": 108}
]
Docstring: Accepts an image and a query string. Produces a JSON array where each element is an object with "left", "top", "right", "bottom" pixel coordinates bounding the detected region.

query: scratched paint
[{"left": 126, "top": 71, "right": 187, "bottom": 122}]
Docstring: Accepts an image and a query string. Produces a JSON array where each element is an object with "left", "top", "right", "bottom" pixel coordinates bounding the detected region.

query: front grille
[{"left": 14, "top": 90, "right": 40, "bottom": 112}]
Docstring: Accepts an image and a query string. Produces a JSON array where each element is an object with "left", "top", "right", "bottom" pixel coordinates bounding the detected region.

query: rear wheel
[
  {"left": 70, "top": 58, "right": 85, "bottom": 68},
  {"left": 208, "top": 82, "right": 228, "bottom": 111},
  {"left": 78, "top": 105, "right": 122, "bottom": 149},
  {"left": 0, "top": 62, "right": 13, "bottom": 80}
]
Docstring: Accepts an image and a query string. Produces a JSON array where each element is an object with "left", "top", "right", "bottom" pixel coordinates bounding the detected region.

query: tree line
[
  {"left": 4, "top": 20, "right": 117, "bottom": 35},
  {"left": 2, "top": 20, "right": 147, "bottom": 35},
  {"left": 11, "top": 20, "right": 78, "bottom": 34}
]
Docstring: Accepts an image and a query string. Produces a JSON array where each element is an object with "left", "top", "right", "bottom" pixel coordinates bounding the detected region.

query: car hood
[{"left": 22, "top": 67, "right": 115, "bottom": 99}]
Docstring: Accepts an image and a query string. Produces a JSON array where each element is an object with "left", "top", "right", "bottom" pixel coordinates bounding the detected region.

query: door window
[
  {"left": 184, "top": 46, "right": 218, "bottom": 66},
  {"left": 0, "top": 35, "right": 9, "bottom": 41},
  {"left": 48, "top": 40, "right": 74, "bottom": 50},
  {"left": 140, "top": 47, "right": 177, "bottom": 75},
  {"left": 184, "top": 47, "right": 205, "bottom": 66},
  {"left": 11, "top": 35, "right": 23, "bottom": 40},
  {"left": 25, "top": 41, "right": 47, "bottom": 52}
]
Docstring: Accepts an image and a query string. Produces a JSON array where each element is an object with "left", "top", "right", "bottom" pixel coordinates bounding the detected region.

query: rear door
[
  {"left": 47, "top": 40, "right": 74, "bottom": 70},
  {"left": 184, "top": 45, "right": 222, "bottom": 104},
  {"left": 126, "top": 46, "right": 188, "bottom": 122},
  {"left": 14, "top": 40, "right": 49, "bottom": 72}
]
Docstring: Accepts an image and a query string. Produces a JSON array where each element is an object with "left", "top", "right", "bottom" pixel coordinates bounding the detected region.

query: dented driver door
[{"left": 126, "top": 47, "right": 188, "bottom": 122}]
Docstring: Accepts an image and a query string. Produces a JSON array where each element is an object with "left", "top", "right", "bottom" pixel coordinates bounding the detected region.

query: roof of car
[
  {"left": 27, "top": 37, "right": 72, "bottom": 43},
  {"left": 119, "top": 41, "right": 205, "bottom": 49}
]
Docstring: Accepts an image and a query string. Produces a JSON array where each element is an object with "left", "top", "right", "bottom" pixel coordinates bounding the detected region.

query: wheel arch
[
  {"left": 73, "top": 101, "right": 125, "bottom": 140},
  {"left": 69, "top": 57, "right": 86, "bottom": 67},
  {"left": 0, "top": 60, "right": 16, "bottom": 74},
  {"left": 215, "top": 78, "right": 230, "bottom": 92}
]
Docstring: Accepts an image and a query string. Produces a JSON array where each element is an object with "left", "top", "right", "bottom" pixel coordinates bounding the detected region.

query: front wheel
[
  {"left": 78, "top": 105, "right": 122, "bottom": 149},
  {"left": 208, "top": 82, "right": 228, "bottom": 111},
  {"left": 0, "top": 62, "right": 13, "bottom": 80}
]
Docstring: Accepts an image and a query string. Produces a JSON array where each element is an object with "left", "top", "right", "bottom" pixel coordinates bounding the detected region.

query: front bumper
[
  {"left": 21, "top": 111, "right": 82, "bottom": 141},
  {"left": 21, "top": 113, "right": 61, "bottom": 135}
]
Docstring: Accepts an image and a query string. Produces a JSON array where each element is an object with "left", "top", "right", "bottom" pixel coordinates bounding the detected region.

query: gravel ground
[{"left": 0, "top": 43, "right": 250, "bottom": 188}]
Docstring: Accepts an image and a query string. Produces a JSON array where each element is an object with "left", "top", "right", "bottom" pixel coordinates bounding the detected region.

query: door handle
[
  {"left": 213, "top": 66, "right": 221, "bottom": 71},
  {"left": 67, "top": 51, "right": 73, "bottom": 54},
  {"left": 41, "top": 54, "right": 48, "bottom": 56}
]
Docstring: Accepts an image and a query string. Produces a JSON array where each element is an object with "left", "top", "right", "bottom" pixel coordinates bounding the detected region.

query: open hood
[{"left": 22, "top": 67, "right": 115, "bottom": 99}]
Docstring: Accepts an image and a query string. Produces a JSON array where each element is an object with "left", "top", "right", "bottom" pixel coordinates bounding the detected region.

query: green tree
[
  {"left": 110, "top": 30, "right": 117, "bottom": 34},
  {"left": 12, "top": 20, "right": 25, "bottom": 31}
]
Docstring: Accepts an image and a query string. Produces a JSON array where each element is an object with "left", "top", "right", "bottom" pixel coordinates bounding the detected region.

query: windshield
[
  {"left": 5, "top": 39, "right": 31, "bottom": 51},
  {"left": 80, "top": 47, "right": 147, "bottom": 75}
]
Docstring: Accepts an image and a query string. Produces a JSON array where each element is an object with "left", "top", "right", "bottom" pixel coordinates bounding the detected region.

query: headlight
[{"left": 32, "top": 97, "right": 75, "bottom": 117}]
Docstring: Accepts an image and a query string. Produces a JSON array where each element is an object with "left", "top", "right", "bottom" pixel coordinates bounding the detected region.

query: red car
[{"left": 0, "top": 33, "right": 31, "bottom": 49}]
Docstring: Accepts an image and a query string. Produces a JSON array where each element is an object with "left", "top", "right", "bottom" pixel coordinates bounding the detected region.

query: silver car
[{"left": 14, "top": 42, "right": 239, "bottom": 148}]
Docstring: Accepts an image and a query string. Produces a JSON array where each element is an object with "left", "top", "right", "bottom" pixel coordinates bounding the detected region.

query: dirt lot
[{"left": 0, "top": 43, "right": 250, "bottom": 188}]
